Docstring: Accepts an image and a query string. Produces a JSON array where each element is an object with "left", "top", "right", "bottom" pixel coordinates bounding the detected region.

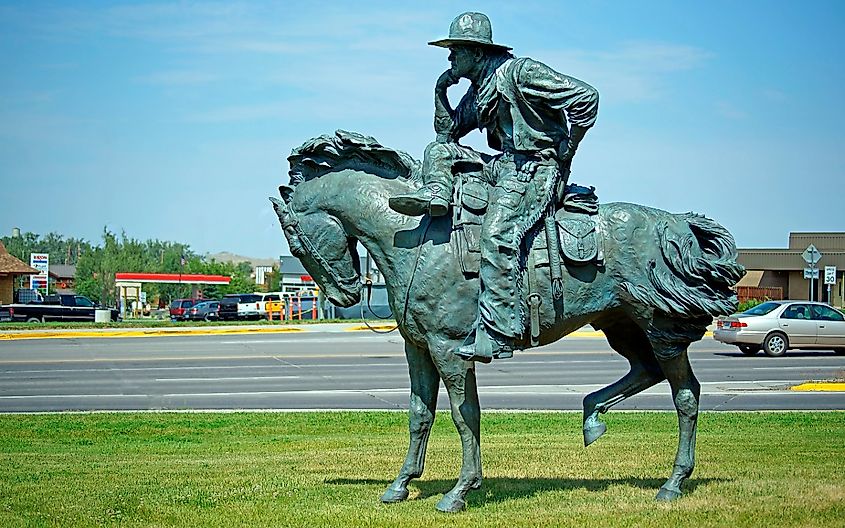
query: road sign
[
  {"left": 824, "top": 266, "right": 837, "bottom": 285},
  {"left": 29, "top": 252, "right": 49, "bottom": 294},
  {"left": 802, "top": 244, "right": 822, "bottom": 265},
  {"left": 803, "top": 268, "right": 819, "bottom": 280}
]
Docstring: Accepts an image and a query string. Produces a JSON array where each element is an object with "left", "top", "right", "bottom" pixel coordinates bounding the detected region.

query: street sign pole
[
  {"left": 810, "top": 263, "right": 816, "bottom": 301},
  {"left": 802, "top": 244, "right": 823, "bottom": 302},
  {"left": 811, "top": 262, "right": 816, "bottom": 301},
  {"left": 824, "top": 266, "right": 837, "bottom": 304}
]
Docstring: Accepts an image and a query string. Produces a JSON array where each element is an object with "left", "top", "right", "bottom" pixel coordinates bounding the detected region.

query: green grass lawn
[{"left": 1, "top": 412, "right": 843, "bottom": 527}]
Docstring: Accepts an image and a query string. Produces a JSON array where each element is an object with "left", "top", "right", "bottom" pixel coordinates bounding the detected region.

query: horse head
[{"left": 270, "top": 185, "right": 362, "bottom": 307}]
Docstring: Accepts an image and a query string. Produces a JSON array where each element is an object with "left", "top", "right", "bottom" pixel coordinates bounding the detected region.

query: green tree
[
  {"left": 1, "top": 232, "right": 92, "bottom": 265},
  {"left": 6, "top": 227, "right": 260, "bottom": 306}
]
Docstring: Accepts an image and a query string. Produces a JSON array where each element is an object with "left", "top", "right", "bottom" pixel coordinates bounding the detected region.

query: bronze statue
[
  {"left": 271, "top": 12, "right": 745, "bottom": 513},
  {"left": 390, "top": 12, "right": 599, "bottom": 363}
]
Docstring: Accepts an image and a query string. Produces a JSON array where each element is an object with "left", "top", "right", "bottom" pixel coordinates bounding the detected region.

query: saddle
[
  {"left": 452, "top": 175, "right": 604, "bottom": 276},
  {"left": 452, "top": 169, "right": 489, "bottom": 276},
  {"left": 452, "top": 174, "right": 603, "bottom": 347}
]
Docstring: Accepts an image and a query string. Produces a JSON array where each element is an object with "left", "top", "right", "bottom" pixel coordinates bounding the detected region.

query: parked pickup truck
[
  {"left": 218, "top": 294, "right": 263, "bottom": 321},
  {"left": 0, "top": 294, "right": 120, "bottom": 323}
]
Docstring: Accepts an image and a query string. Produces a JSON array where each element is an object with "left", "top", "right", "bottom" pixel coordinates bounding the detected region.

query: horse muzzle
[{"left": 325, "top": 282, "right": 361, "bottom": 308}]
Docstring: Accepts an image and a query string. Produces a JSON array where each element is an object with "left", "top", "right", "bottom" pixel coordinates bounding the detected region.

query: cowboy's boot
[
  {"left": 389, "top": 141, "right": 457, "bottom": 217},
  {"left": 453, "top": 325, "right": 514, "bottom": 363},
  {"left": 389, "top": 181, "right": 451, "bottom": 217}
]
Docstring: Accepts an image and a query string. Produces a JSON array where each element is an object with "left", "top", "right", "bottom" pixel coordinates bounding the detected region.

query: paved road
[{"left": 0, "top": 331, "right": 843, "bottom": 412}]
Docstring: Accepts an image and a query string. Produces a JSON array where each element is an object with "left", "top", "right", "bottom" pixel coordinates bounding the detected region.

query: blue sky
[{"left": 1, "top": 0, "right": 843, "bottom": 258}]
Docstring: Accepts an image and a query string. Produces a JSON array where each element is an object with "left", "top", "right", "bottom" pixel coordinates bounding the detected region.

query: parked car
[
  {"left": 257, "top": 293, "right": 282, "bottom": 319},
  {"left": 714, "top": 300, "right": 845, "bottom": 356},
  {"left": 0, "top": 294, "right": 119, "bottom": 323},
  {"left": 218, "top": 294, "right": 263, "bottom": 321},
  {"left": 184, "top": 301, "right": 219, "bottom": 322},
  {"left": 169, "top": 298, "right": 207, "bottom": 321}
]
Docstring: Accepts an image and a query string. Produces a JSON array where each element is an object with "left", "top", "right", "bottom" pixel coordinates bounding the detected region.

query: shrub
[{"left": 737, "top": 298, "right": 765, "bottom": 312}]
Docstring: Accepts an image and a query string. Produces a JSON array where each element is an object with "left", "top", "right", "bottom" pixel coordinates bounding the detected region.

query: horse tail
[{"left": 623, "top": 213, "right": 746, "bottom": 317}]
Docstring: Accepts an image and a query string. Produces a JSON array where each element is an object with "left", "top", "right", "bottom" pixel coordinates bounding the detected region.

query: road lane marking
[
  {"left": 753, "top": 366, "right": 844, "bottom": 370},
  {"left": 218, "top": 336, "right": 394, "bottom": 344},
  {"left": 155, "top": 376, "right": 302, "bottom": 382},
  {"left": 0, "top": 354, "right": 406, "bottom": 364},
  {"left": 0, "top": 327, "right": 305, "bottom": 341},
  {"left": 4, "top": 365, "right": 289, "bottom": 374}
]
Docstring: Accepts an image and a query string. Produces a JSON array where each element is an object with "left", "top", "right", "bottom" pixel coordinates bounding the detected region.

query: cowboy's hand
[
  {"left": 434, "top": 71, "right": 458, "bottom": 141},
  {"left": 435, "top": 69, "right": 459, "bottom": 92},
  {"left": 557, "top": 139, "right": 578, "bottom": 164},
  {"left": 558, "top": 124, "right": 588, "bottom": 164}
]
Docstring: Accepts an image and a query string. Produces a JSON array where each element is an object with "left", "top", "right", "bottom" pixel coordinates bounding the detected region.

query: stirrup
[{"left": 452, "top": 327, "right": 513, "bottom": 363}]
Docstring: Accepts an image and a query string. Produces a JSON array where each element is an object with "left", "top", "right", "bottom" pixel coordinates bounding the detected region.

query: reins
[
  {"left": 360, "top": 213, "right": 432, "bottom": 335},
  {"left": 280, "top": 194, "right": 432, "bottom": 336},
  {"left": 361, "top": 278, "right": 398, "bottom": 334},
  {"left": 282, "top": 206, "right": 362, "bottom": 301}
]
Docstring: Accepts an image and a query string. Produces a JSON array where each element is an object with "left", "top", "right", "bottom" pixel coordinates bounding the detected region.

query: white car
[{"left": 714, "top": 300, "right": 845, "bottom": 357}]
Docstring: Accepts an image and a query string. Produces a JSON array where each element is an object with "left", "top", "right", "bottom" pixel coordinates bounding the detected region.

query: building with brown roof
[
  {"left": 0, "top": 241, "right": 40, "bottom": 304},
  {"left": 737, "top": 232, "right": 845, "bottom": 307}
]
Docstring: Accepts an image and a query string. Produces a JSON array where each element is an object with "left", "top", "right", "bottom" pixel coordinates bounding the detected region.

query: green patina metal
[{"left": 270, "top": 12, "right": 745, "bottom": 513}]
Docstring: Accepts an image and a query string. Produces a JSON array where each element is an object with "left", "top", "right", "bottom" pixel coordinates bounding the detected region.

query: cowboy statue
[{"left": 389, "top": 12, "right": 599, "bottom": 363}]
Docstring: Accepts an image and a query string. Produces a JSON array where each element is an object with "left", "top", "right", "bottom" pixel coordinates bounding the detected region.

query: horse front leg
[
  {"left": 583, "top": 322, "right": 665, "bottom": 446},
  {"left": 381, "top": 341, "right": 440, "bottom": 503},
  {"left": 655, "top": 348, "right": 700, "bottom": 501},
  {"left": 435, "top": 358, "right": 482, "bottom": 513}
]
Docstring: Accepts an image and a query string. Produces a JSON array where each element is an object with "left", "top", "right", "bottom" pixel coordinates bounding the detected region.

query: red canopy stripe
[{"left": 114, "top": 273, "right": 231, "bottom": 284}]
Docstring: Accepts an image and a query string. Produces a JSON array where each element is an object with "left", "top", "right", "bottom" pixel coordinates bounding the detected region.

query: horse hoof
[
  {"left": 380, "top": 488, "right": 409, "bottom": 503},
  {"left": 435, "top": 494, "right": 466, "bottom": 513},
  {"left": 655, "top": 486, "right": 682, "bottom": 502},
  {"left": 583, "top": 418, "right": 607, "bottom": 447}
]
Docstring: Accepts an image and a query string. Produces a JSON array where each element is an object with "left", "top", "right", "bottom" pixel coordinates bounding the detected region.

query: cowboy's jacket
[{"left": 448, "top": 57, "right": 598, "bottom": 157}]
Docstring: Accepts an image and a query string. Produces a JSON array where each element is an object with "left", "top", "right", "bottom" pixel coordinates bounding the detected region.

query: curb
[
  {"left": 0, "top": 323, "right": 715, "bottom": 341},
  {"left": 790, "top": 382, "right": 845, "bottom": 392}
]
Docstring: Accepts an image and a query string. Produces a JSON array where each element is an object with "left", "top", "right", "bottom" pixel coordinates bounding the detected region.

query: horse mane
[{"left": 287, "top": 130, "right": 422, "bottom": 187}]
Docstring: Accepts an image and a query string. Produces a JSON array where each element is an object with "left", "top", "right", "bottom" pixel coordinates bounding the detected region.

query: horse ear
[{"left": 279, "top": 185, "right": 295, "bottom": 204}]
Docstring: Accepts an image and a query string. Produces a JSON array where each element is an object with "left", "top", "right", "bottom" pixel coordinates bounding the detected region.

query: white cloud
[{"left": 538, "top": 41, "right": 712, "bottom": 104}]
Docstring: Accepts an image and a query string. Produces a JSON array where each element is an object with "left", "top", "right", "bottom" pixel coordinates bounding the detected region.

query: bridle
[{"left": 280, "top": 206, "right": 362, "bottom": 297}]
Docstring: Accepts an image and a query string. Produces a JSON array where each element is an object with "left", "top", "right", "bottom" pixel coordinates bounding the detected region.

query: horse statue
[{"left": 270, "top": 130, "right": 745, "bottom": 513}]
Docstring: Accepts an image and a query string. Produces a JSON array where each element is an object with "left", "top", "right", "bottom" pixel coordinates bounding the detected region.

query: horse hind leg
[
  {"left": 381, "top": 341, "right": 440, "bottom": 504},
  {"left": 583, "top": 321, "right": 665, "bottom": 446},
  {"left": 654, "top": 345, "right": 701, "bottom": 502}
]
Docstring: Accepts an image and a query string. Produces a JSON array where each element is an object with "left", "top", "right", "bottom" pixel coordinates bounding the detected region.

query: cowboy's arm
[
  {"left": 517, "top": 59, "right": 599, "bottom": 162},
  {"left": 434, "top": 71, "right": 477, "bottom": 143}
]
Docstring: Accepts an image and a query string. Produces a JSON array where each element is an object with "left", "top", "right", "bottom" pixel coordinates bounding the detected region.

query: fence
[
  {"left": 266, "top": 295, "right": 318, "bottom": 320},
  {"left": 736, "top": 286, "right": 783, "bottom": 303}
]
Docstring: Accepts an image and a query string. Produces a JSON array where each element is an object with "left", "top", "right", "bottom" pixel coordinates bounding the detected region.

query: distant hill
[{"left": 207, "top": 252, "right": 278, "bottom": 268}]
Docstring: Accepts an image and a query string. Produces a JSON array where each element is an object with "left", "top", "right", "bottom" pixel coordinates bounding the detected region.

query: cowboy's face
[{"left": 448, "top": 45, "right": 483, "bottom": 79}]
